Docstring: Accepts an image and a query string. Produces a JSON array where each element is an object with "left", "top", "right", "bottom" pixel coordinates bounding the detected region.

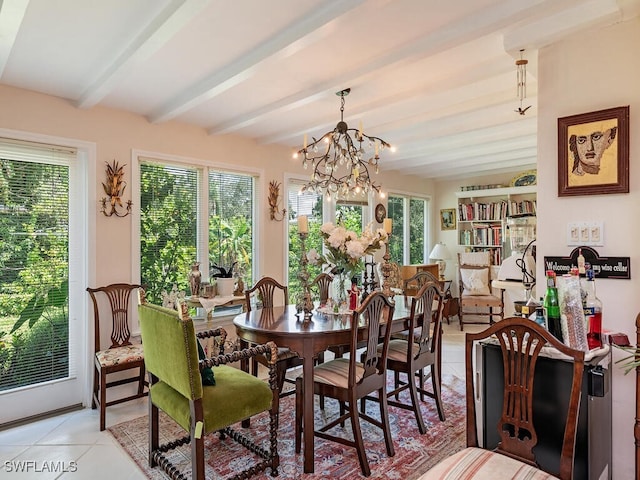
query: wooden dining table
[{"left": 232, "top": 299, "right": 413, "bottom": 473}]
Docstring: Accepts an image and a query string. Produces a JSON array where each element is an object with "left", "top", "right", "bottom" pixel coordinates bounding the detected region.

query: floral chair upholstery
[{"left": 87, "top": 283, "right": 146, "bottom": 431}]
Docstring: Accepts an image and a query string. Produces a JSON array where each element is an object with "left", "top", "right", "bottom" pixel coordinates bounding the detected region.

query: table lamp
[{"left": 429, "top": 242, "right": 451, "bottom": 281}]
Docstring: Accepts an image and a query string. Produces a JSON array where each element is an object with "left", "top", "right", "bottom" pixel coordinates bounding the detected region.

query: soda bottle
[
  {"left": 584, "top": 269, "right": 603, "bottom": 349},
  {"left": 543, "top": 270, "right": 563, "bottom": 342}
]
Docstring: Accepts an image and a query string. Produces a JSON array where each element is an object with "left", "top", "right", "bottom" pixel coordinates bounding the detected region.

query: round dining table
[{"left": 233, "top": 300, "right": 413, "bottom": 473}]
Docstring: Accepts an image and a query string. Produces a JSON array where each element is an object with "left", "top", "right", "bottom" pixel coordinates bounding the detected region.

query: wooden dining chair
[
  {"left": 364, "top": 281, "right": 445, "bottom": 434},
  {"left": 418, "top": 317, "right": 585, "bottom": 480},
  {"left": 86, "top": 283, "right": 146, "bottom": 431},
  {"left": 311, "top": 272, "right": 333, "bottom": 305},
  {"left": 245, "top": 276, "right": 302, "bottom": 397},
  {"left": 294, "top": 291, "right": 396, "bottom": 477}
]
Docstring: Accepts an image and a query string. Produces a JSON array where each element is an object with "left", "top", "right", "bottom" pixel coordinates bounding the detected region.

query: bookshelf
[{"left": 455, "top": 186, "right": 537, "bottom": 265}]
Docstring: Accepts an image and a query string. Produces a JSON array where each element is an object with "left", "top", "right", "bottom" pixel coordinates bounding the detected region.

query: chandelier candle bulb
[
  {"left": 298, "top": 215, "right": 308, "bottom": 234},
  {"left": 383, "top": 218, "right": 392, "bottom": 234}
]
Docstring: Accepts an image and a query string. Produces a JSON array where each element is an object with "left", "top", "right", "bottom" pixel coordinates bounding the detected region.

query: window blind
[{"left": 0, "top": 138, "right": 76, "bottom": 392}]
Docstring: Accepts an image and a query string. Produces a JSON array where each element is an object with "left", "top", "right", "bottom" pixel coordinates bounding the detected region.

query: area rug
[{"left": 109, "top": 374, "right": 466, "bottom": 479}]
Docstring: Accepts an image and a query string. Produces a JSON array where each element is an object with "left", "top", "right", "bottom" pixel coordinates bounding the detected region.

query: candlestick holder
[
  {"left": 381, "top": 236, "right": 394, "bottom": 299},
  {"left": 295, "top": 232, "right": 314, "bottom": 321}
]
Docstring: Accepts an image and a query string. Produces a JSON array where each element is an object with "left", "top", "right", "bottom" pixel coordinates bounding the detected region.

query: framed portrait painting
[
  {"left": 558, "top": 105, "right": 629, "bottom": 196},
  {"left": 440, "top": 208, "right": 456, "bottom": 230}
]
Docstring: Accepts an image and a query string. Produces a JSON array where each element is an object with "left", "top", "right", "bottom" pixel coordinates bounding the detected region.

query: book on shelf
[{"left": 458, "top": 200, "right": 508, "bottom": 221}]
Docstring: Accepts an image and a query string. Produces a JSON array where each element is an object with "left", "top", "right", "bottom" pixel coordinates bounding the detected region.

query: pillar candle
[
  {"left": 298, "top": 215, "right": 308, "bottom": 234},
  {"left": 383, "top": 218, "right": 392, "bottom": 234}
]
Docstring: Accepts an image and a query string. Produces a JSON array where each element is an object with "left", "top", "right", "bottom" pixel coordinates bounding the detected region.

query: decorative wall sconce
[
  {"left": 100, "top": 159, "right": 132, "bottom": 217},
  {"left": 268, "top": 180, "right": 286, "bottom": 221}
]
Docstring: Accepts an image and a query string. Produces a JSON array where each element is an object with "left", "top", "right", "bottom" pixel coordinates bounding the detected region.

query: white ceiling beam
[
  {"left": 149, "top": 0, "right": 366, "bottom": 123},
  {"left": 392, "top": 117, "right": 537, "bottom": 159},
  {"left": 389, "top": 135, "right": 537, "bottom": 169},
  {"left": 259, "top": 0, "right": 557, "bottom": 145},
  {"left": 76, "top": 0, "right": 210, "bottom": 109},
  {"left": 430, "top": 162, "right": 537, "bottom": 181},
  {"left": 400, "top": 154, "right": 537, "bottom": 179},
  {"left": 0, "top": 0, "right": 29, "bottom": 78},
  {"left": 503, "top": 0, "right": 621, "bottom": 52}
]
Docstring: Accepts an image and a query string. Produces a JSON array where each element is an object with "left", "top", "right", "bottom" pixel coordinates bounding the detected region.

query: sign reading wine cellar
[{"left": 544, "top": 246, "right": 630, "bottom": 279}]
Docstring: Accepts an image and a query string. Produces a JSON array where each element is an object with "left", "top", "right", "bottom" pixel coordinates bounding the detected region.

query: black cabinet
[{"left": 480, "top": 343, "right": 611, "bottom": 480}]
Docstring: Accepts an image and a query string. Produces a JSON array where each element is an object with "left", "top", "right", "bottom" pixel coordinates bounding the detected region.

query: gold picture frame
[
  {"left": 440, "top": 208, "right": 456, "bottom": 230},
  {"left": 558, "top": 106, "right": 629, "bottom": 196}
]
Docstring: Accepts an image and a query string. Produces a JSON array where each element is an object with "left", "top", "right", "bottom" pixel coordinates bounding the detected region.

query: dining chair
[
  {"left": 245, "top": 276, "right": 302, "bottom": 397},
  {"left": 86, "top": 283, "right": 146, "bottom": 431},
  {"left": 138, "top": 295, "right": 279, "bottom": 480},
  {"left": 311, "top": 272, "right": 333, "bottom": 305},
  {"left": 393, "top": 271, "right": 445, "bottom": 399},
  {"left": 364, "top": 281, "right": 445, "bottom": 434},
  {"left": 294, "top": 291, "right": 396, "bottom": 477},
  {"left": 417, "top": 317, "right": 585, "bottom": 480},
  {"left": 458, "top": 251, "right": 504, "bottom": 330}
]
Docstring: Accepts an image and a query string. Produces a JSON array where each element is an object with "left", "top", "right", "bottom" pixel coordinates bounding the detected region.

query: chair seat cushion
[
  {"left": 150, "top": 364, "right": 272, "bottom": 434},
  {"left": 381, "top": 339, "right": 418, "bottom": 362},
  {"left": 96, "top": 344, "right": 144, "bottom": 367},
  {"left": 311, "top": 357, "right": 364, "bottom": 388},
  {"left": 417, "top": 447, "right": 559, "bottom": 480},
  {"left": 460, "top": 295, "right": 502, "bottom": 307}
]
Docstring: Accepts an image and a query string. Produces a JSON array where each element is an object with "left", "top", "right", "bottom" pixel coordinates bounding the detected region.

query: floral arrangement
[{"left": 307, "top": 221, "right": 388, "bottom": 281}]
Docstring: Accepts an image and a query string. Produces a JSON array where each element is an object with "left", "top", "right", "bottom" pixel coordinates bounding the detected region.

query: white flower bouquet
[{"left": 307, "top": 221, "right": 388, "bottom": 281}]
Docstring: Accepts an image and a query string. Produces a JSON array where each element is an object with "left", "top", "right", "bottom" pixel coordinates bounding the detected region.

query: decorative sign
[{"left": 543, "top": 246, "right": 630, "bottom": 279}]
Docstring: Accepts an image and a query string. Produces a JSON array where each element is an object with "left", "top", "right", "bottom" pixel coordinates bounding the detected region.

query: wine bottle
[{"left": 543, "top": 270, "right": 563, "bottom": 342}]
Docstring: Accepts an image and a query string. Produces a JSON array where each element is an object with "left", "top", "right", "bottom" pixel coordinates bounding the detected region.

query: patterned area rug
[{"left": 109, "top": 373, "right": 466, "bottom": 479}]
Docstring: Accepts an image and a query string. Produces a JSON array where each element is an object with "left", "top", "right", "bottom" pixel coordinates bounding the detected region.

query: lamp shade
[{"left": 429, "top": 242, "right": 451, "bottom": 261}]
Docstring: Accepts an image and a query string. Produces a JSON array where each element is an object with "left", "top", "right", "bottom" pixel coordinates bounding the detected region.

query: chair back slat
[
  {"left": 311, "top": 273, "right": 333, "bottom": 304},
  {"left": 351, "top": 292, "right": 395, "bottom": 386},
  {"left": 464, "top": 317, "right": 585, "bottom": 480},
  {"left": 413, "top": 281, "right": 443, "bottom": 357},
  {"left": 245, "top": 276, "right": 288, "bottom": 311},
  {"left": 87, "top": 283, "right": 141, "bottom": 350}
]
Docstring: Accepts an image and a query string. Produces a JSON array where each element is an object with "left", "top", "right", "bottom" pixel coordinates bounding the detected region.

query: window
[
  {"left": 139, "top": 156, "right": 255, "bottom": 305},
  {"left": 387, "top": 194, "right": 430, "bottom": 264},
  {"left": 0, "top": 135, "right": 87, "bottom": 424}
]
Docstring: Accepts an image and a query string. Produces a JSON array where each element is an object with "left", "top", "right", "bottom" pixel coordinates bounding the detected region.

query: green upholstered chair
[{"left": 138, "top": 293, "right": 280, "bottom": 480}]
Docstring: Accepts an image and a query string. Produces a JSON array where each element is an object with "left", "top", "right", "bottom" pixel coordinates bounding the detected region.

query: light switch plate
[{"left": 567, "top": 221, "right": 603, "bottom": 246}]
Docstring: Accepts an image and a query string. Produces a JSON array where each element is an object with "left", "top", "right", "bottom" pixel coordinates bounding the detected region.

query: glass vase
[{"left": 332, "top": 273, "right": 348, "bottom": 311}]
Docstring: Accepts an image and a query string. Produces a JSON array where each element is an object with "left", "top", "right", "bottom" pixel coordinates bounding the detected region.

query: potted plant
[{"left": 210, "top": 261, "right": 237, "bottom": 297}]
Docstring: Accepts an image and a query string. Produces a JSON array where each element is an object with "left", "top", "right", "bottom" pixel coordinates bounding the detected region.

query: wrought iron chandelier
[{"left": 294, "top": 88, "right": 392, "bottom": 199}]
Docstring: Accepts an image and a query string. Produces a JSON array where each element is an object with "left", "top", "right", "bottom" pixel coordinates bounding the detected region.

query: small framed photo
[
  {"left": 558, "top": 106, "right": 629, "bottom": 196},
  {"left": 440, "top": 208, "right": 456, "bottom": 230}
]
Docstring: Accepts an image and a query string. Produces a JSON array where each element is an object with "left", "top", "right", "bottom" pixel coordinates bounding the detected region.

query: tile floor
[{"left": 0, "top": 320, "right": 483, "bottom": 479}]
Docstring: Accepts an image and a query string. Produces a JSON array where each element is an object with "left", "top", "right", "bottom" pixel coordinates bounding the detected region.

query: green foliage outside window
[
  {"left": 140, "top": 163, "right": 254, "bottom": 305},
  {"left": 0, "top": 158, "right": 70, "bottom": 390}
]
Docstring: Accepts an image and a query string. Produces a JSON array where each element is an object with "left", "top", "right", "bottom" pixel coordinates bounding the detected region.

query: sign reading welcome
[{"left": 543, "top": 246, "right": 630, "bottom": 279}]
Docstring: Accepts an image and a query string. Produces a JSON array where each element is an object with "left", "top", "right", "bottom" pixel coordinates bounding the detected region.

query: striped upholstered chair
[{"left": 417, "top": 317, "right": 585, "bottom": 480}]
